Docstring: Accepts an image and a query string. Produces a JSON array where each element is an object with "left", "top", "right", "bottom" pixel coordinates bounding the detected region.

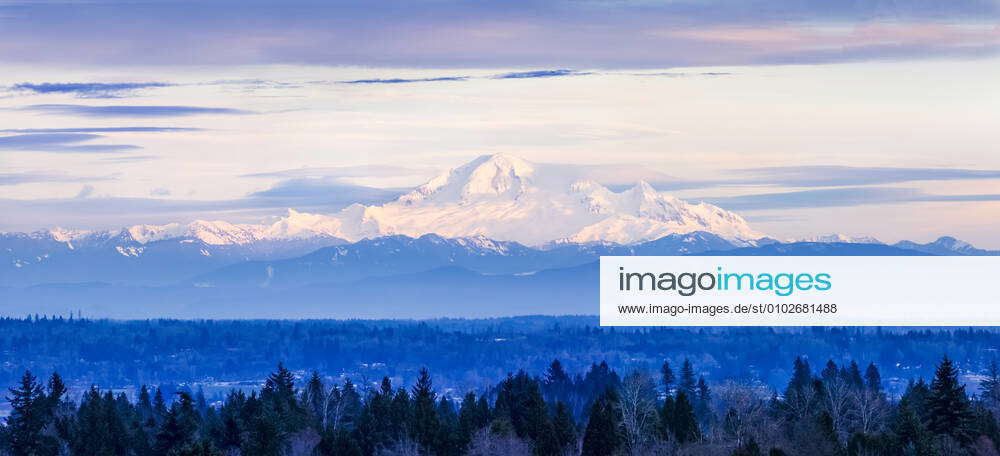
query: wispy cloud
[
  {"left": 248, "top": 177, "right": 407, "bottom": 208},
  {"left": 0, "top": 127, "right": 200, "bottom": 133},
  {"left": 0, "top": 172, "right": 115, "bottom": 186},
  {"left": 98, "top": 155, "right": 160, "bottom": 163},
  {"left": 1, "top": 1, "right": 996, "bottom": 68},
  {"left": 732, "top": 166, "right": 1000, "bottom": 187},
  {"left": 20, "top": 104, "right": 251, "bottom": 118},
  {"left": 0, "top": 178, "right": 405, "bottom": 229},
  {"left": 340, "top": 76, "right": 469, "bottom": 84},
  {"left": 242, "top": 165, "right": 423, "bottom": 180},
  {"left": 0, "top": 133, "right": 139, "bottom": 153},
  {"left": 492, "top": 69, "right": 590, "bottom": 79},
  {"left": 11, "top": 82, "right": 172, "bottom": 98},
  {"left": 703, "top": 187, "right": 1000, "bottom": 210}
]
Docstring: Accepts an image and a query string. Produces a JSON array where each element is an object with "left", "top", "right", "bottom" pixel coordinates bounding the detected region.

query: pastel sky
[{"left": 1, "top": 0, "right": 999, "bottom": 247}]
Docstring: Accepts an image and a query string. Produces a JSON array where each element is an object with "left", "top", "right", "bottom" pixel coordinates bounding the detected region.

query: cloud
[
  {"left": 242, "top": 165, "right": 423, "bottom": 180},
  {"left": 732, "top": 166, "right": 1000, "bottom": 187},
  {"left": 0, "top": 133, "right": 140, "bottom": 153},
  {"left": 608, "top": 165, "right": 1000, "bottom": 192},
  {"left": 0, "top": 178, "right": 407, "bottom": 230},
  {"left": 702, "top": 187, "right": 1000, "bottom": 211},
  {"left": 0, "top": 172, "right": 114, "bottom": 186},
  {"left": 75, "top": 185, "right": 95, "bottom": 199},
  {"left": 0, "top": 127, "right": 200, "bottom": 133},
  {"left": 631, "top": 72, "right": 734, "bottom": 77},
  {"left": 340, "top": 76, "right": 469, "bottom": 84},
  {"left": 20, "top": 104, "right": 252, "bottom": 118},
  {"left": 248, "top": 177, "right": 407, "bottom": 209},
  {"left": 11, "top": 82, "right": 172, "bottom": 98},
  {"left": 492, "top": 70, "right": 589, "bottom": 79},
  {"left": 149, "top": 187, "right": 171, "bottom": 196},
  {"left": 98, "top": 155, "right": 161, "bottom": 163},
  {"left": 1, "top": 1, "right": 995, "bottom": 68}
]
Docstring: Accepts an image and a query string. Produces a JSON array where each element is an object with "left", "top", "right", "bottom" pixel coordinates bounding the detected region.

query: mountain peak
[{"left": 400, "top": 153, "right": 536, "bottom": 204}]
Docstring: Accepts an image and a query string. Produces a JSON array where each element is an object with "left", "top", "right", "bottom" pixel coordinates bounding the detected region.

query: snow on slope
[
  {"left": 258, "top": 154, "right": 766, "bottom": 246},
  {"left": 15, "top": 154, "right": 765, "bottom": 247},
  {"left": 797, "top": 234, "right": 883, "bottom": 244}
]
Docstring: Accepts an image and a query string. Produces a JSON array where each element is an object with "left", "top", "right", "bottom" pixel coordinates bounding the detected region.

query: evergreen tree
[
  {"left": 695, "top": 376, "right": 712, "bottom": 427},
  {"left": 153, "top": 388, "right": 168, "bottom": 424},
  {"left": 6, "top": 370, "right": 55, "bottom": 456},
  {"left": 303, "top": 371, "right": 327, "bottom": 428},
  {"left": 981, "top": 358, "right": 1000, "bottom": 407},
  {"left": 679, "top": 359, "right": 697, "bottom": 397},
  {"left": 153, "top": 392, "right": 200, "bottom": 455},
  {"left": 671, "top": 390, "right": 701, "bottom": 444},
  {"left": 661, "top": 360, "right": 675, "bottom": 393},
  {"left": 581, "top": 388, "right": 622, "bottom": 456},
  {"left": 846, "top": 361, "right": 864, "bottom": 389},
  {"left": 410, "top": 367, "right": 441, "bottom": 452},
  {"left": 552, "top": 401, "right": 577, "bottom": 454},
  {"left": 926, "top": 355, "right": 973, "bottom": 443},
  {"left": 138, "top": 385, "right": 155, "bottom": 426},
  {"left": 893, "top": 401, "right": 935, "bottom": 456},
  {"left": 864, "top": 363, "right": 882, "bottom": 392},
  {"left": 821, "top": 360, "right": 839, "bottom": 382}
]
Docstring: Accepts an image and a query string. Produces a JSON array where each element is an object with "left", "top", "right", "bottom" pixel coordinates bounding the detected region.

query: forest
[
  {"left": 4, "top": 316, "right": 1000, "bottom": 397},
  {"left": 4, "top": 354, "right": 1000, "bottom": 456}
]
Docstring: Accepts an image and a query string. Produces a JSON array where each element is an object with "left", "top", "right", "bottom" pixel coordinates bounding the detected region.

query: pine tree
[
  {"left": 927, "top": 355, "right": 973, "bottom": 443},
  {"left": 679, "top": 359, "right": 697, "bottom": 397},
  {"left": 893, "top": 401, "right": 935, "bottom": 455},
  {"left": 821, "top": 360, "right": 839, "bottom": 382},
  {"left": 45, "top": 372, "right": 67, "bottom": 417},
  {"left": 5, "top": 370, "right": 52, "bottom": 456},
  {"left": 154, "top": 392, "right": 200, "bottom": 454},
  {"left": 695, "top": 376, "right": 712, "bottom": 425},
  {"left": 303, "top": 371, "right": 327, "bottom": 428},
  {"left": 153, "top": 388, "right": 168, "bottom": 424},
  {"left": 137, "top": 385, "right": 155, "bottom": 426},
  {"left": 410, "top": 367, "right": 441, "bottom": 451},
  {"left": 661, "top": 360, "right": 675, "bottom": 393},
  {"left": 581, "top": 388, "right": 622, "bottom": 456},
  {"left": 846, "top": 361, "right": 864, "bottom": 389},
  {"left": 553, "top": 401, "right": 578, "bottom": 454},
  {"left": 981, "top": 358, "right": 1000, "bottom": 407},
  {"left": 864, "top": 363, "right": 882, "bottom": 392},
  {"left": 457, "top": 392, "right": 482, "bottom": 448},
  {"left": 671, "top": 390, "right": 701, "bottom": 444},
  {"left": 543, "top": 359, "right": 573, "bottom": 407}
]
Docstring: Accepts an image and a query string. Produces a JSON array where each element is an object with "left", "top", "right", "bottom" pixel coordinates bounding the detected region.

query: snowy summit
[
  {"left": 21, "top": 154, "right": 766, "bottom": 247},
  {"left": 261, "top": 154, "right": 765, "bottom": 246}
]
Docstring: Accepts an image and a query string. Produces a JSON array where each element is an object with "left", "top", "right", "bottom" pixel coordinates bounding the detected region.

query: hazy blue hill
[
  {"left": 0, "top": 263, "right": 599, "bottom": 319},
  {"left": 0, "top": 231, "right": 346, "bottom": 287},
  {"left": 186, "top": 231, "right": 736, "bottom": 289},
  {"left": 694, "top": 241, "right": 933, "bottom": 256},
  {"left": 894, "top": 236, "right": 1000, "bottom": 256}
]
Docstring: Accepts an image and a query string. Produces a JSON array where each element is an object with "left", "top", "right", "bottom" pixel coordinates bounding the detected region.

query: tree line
[
  {"left": 4, "top": 355, "right": 1000, "bottom": 456},
  {"left": 9, "top": 316, "right": 1000, "bottom": 396}
]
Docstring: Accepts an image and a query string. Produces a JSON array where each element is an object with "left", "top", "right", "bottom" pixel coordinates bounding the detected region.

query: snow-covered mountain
[
  {"left": 894, "top": 236, "right": 1000, "bottom": 256},
  {"left": 237, "top": 154, "right": 766, "bottom": 246},
  {"left": 0, "top": 227, "right": 346, "bottom": 286},
  {"left": 797, "top": 234, "right": 883, "bottom": 244},
  {"left": 5, "top": 154, "right": 765, "bottom": 254}
]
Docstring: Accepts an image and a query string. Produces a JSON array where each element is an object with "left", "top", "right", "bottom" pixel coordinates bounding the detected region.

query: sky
[{"left": 1, "top": 0, "right": 999, "bottom": 247}]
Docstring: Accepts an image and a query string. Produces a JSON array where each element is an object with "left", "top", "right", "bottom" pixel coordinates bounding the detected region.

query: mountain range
[{"left": 2, "top": 153, "right": 996, "bottom": 317}]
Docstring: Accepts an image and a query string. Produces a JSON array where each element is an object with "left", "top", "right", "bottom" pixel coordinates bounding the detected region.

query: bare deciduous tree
[{"left": 620, "top": 370, "right": 662, "bottom": 456}]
